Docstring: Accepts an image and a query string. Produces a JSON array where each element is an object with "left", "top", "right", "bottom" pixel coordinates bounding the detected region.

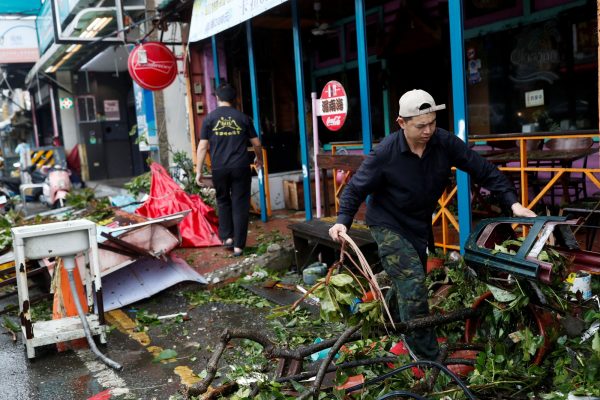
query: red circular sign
[
  {"left": 128, "top": 42, "right": 177, "bottom": 91},
  {"left": 320, "top": 80, "right": 347, "bottom": 131}
]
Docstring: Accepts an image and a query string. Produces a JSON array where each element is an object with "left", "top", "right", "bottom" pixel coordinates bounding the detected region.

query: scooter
[
  {"left": 39, "top": 165, "right": 72, "bottom": 209},
  {"left": 0, "top": 185, "right": 12, "bottom": 214}
]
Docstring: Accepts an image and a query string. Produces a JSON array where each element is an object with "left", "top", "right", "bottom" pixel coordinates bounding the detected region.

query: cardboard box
[{"left": 283, "top": 178, "right": 335, "bottom": 211}]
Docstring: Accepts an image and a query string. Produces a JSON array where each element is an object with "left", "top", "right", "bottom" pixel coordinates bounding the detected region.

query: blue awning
[{"left": 0, "top": 0, "right": 41, "bottom": 15}]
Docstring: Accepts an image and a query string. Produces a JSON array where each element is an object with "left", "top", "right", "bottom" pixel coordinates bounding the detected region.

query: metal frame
[
  {"left": 432, "top": 132, "right": 600, "bottom": 253},
  {"left": 12, "top": 219, "right": 106, "bottom": 359},
  {"left": 211, "top": 36, "right": 220, "bottom": 87},
  {"left": 449, "top": 0, "right": 472, "bottom": 253},
  {"left": 49, "top": 0, "right": 144, "bottom": 45},
  {"left": 292, "top": 0, "right": 312, "bottom": 220},
  {"left": 246, "top": 20, "right": 268, "bottom": 222},
  {"left": 354, "top": 0, "right": 372, "bottom": 154}
]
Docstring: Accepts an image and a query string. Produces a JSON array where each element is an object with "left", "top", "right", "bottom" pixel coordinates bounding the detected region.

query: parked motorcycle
[
  {"left": 0, "top": 185, "right": 13, "bottom": 214},
  {"left": 0, "top": 165, "right": 45, "bottom": 200},
  {"left": 39, "top": 165, "right": 72, "bottom": 209}
]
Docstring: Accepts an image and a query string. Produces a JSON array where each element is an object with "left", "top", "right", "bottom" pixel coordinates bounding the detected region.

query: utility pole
[{"left": 145, "top": 0, "right": 170, "bottom": 168}]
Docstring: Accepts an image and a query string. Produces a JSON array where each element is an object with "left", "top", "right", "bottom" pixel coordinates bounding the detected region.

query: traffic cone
[{"left": 52, "top": 257, "right": 88, "bottom": 351}]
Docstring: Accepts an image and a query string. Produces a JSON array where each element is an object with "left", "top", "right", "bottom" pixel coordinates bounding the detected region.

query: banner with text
[{"left": 189, "top": 0, "right": 288, "bottom": 42}]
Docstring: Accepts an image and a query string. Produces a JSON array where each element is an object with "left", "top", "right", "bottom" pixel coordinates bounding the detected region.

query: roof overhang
[{"left": 25, "top": 3, "right": 144, "bottom": 86}]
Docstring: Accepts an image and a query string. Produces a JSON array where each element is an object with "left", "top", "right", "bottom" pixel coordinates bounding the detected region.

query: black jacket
[{"left": 336, "top": 128, "right": 518, "bottom": 252}]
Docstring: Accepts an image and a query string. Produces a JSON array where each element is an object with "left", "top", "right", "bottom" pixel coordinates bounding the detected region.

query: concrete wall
[{"left": 163, "top": 44, "right": 192, "bottom": 165}]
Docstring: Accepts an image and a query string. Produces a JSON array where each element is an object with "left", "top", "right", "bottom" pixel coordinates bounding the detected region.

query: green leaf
[
  {"left": 332, "top": 287, "right": 355, "bottom": 305},
  {"left": 592, "top": 331, "right": 600, "bottom": 354},
  {"left": 153, "top": 348, "right": 177, "bottom": 362},
  {"left": 289, "top": 380, "right": 308, "bottom": 394},
  {"left": 487, "top": 284, "right": 517, "bottom": 302},
  {"left": 2, "top": 317, "right": 19, "bottom": 332},
  {"left": 328, "top": 274, "right": 354, "bottom": 287}
]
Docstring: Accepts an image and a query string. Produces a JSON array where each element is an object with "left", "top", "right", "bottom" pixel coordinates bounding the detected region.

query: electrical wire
[
  {"left": 344, "top": 360, "right": 477, "bottom": 400},
  {"left": 65, "top": 266, "right": 123, "bottom": 371}
]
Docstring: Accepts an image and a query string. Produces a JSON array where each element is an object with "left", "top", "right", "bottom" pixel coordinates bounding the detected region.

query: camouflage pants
[{"left": 370, "top": 226, "right": 439, "bottom": 360}]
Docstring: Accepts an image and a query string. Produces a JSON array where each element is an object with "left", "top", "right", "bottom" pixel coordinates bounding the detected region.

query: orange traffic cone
[{"left": 52, "top": 257, "right": 88, "bottom": 351}]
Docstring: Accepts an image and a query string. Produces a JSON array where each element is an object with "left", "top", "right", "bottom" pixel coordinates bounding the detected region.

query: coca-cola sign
[
  {"left": 128, "top": 42, "right": 177, "bottom": 91},
  {"left": 319, "top": 81, "right": 347, "bottom": 131}
]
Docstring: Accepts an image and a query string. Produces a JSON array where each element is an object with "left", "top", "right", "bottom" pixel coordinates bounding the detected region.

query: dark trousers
[
  {"left": 370, "top": 226, "right": 440, "bottom": 360},
  {"left": 212, "top": 167, "right": 252, "bottom": 249}
]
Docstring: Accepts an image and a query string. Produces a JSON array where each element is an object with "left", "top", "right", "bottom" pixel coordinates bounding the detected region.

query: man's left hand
[{"left": 511, "top": 202, "right": 537, "bottom": 217}]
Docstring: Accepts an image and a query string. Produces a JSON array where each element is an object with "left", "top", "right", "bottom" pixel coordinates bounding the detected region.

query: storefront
[
  {"left": 160, "top": 0, "right": 598, "bottom": 244},
  {"left": 464, "top": 1, "right": 597, "bottom": 136}
]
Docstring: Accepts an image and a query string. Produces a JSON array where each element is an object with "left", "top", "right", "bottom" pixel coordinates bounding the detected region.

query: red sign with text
[
  {"left": 319, "top": 81, "right": 347, "bottom": 131},
  {"left": 128, "top": 42, "right": 177, "bottom": 91}
]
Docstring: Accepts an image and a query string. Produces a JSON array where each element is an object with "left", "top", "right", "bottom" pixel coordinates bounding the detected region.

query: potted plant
[{"left": 426, "top": 249, "right": 446, "bottom": 274}]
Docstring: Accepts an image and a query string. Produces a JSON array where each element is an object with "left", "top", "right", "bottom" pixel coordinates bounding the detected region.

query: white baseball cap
[{"left": 398, "top": 89, "right": 446, "bottom": 117}]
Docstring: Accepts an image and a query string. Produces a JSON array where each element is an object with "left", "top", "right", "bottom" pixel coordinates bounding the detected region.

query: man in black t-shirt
[{"left": 195, "top": 83, "right": 263, "bottom": 257}]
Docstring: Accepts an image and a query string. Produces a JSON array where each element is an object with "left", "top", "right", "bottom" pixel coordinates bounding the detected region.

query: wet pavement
[
  {"left": 0, "top": 279, "right": 283, "bottom": 399},
  {"left": 0, "top": 202, "right": 302, "bottom": 400}
]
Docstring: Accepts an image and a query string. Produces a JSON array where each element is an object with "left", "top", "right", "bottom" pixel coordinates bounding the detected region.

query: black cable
[
  {"left": 377, "top": 391, "right": 428, "bottom": 400},
  {"left": 345, "top": 360, "right": 477, "bottom": 400}
]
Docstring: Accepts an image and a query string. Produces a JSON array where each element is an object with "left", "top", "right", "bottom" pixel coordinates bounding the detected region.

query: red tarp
[{"left": 136, "top": 163, "right": 221, "bottom": 247}]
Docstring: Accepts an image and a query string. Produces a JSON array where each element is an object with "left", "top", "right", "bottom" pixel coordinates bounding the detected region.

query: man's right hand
[
  {"left": 329, "top": 223, "right": 347, "bottom": 242},
  {"left": 195, "top": 172, "right": 203, "bottom": 187}
]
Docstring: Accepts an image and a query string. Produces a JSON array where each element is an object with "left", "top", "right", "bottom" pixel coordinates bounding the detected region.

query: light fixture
[
  {"left": 80, "top": 17, "right": 113, "bottom": 39},
  {"left": 46, "top": 16, "right": 113, "bottom": 74}
]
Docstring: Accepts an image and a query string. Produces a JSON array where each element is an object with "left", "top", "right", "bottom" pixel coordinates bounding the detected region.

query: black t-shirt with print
[{"left": 200, "top": 106, "right": 258, "bottom": 170}]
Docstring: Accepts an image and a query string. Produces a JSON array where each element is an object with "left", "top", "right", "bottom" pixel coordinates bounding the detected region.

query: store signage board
[
  {"left": 104, "top": 100, "right": 120, "bottom": 121},
  {"left": 128, "top": 42, "right": 177, "bottom": 91},
  {"left": 189, "top": 0, "right": 288, "bottom": 42},
  {"left": 59, "top": 97, "right": 73, "bottom": 109},
  {"left": 525, "top": 89, "right": 544, "bottom": 108},
  {"left": 0, "top": 19, "right": 39, "bottom": 63},
  {"left": 133, "top": 82, "right": 158, "bottom": 151},
  {"left": 318, "top": 81, "right": 347, "bottom": 131}
]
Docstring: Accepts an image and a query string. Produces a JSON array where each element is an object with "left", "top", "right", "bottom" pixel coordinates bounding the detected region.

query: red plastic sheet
[{"left": 136, "top": 163, "right": 221, "bottom": 247}]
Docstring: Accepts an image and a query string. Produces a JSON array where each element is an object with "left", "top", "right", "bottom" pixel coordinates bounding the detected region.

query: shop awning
[
  {"left": 0, "top": 0, "right": 41, "bottom": 15},
  {"left": 189, "top": 0, "right": 288, "bottom": 42},
  {"left": 25, "top": 4, "right": 145, "bottom": 86}
]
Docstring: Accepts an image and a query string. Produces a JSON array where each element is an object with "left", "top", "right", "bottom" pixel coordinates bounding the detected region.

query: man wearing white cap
[{"left": 329, "top": 89, "right": 535, "bottom": 360}]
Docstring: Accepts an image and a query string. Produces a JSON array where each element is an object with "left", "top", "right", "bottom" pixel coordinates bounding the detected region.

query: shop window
[
  {"left": 464, "top": 0, "right": 523, "bottom": 29},
  {"left": 314, "top": 30, "right": 343, "bottom": 68},
  {"left": 76, "top": 96, "right": 96, "bottom": 123},
  {"left": 533, "top": 0, "right": 573, "bottom": 12},
  {"left": 572, "top": 20, "right": 596, "bottom": 64},
  {"left": 345, "top": 14, "right": 379, "bottom": 61}
]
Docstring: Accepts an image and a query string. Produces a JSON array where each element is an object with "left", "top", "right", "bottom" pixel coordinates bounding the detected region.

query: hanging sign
[
  {"left": 128, "top": 42, "right": 177, "bottom": 91},
  {"left": 318, "top": 81, "right": 347, "bottom": 131}
]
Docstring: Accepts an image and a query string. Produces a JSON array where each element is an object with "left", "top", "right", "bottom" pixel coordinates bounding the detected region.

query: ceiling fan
[{"left": 311, "top": 1, "right": 337, "bottom": 36}]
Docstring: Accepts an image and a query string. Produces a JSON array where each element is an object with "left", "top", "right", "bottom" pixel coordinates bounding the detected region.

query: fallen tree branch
[
  {"left": 298, "top": 322, "right": 363, "bottom": 400},
  {"left": 183, "top": 308, "right": 480, "bottom": 398}
]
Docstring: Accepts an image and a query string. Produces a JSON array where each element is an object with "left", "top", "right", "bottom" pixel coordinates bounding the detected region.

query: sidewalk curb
[{"left": 204, "top": 242, "right": 294, "bottom": 285}]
